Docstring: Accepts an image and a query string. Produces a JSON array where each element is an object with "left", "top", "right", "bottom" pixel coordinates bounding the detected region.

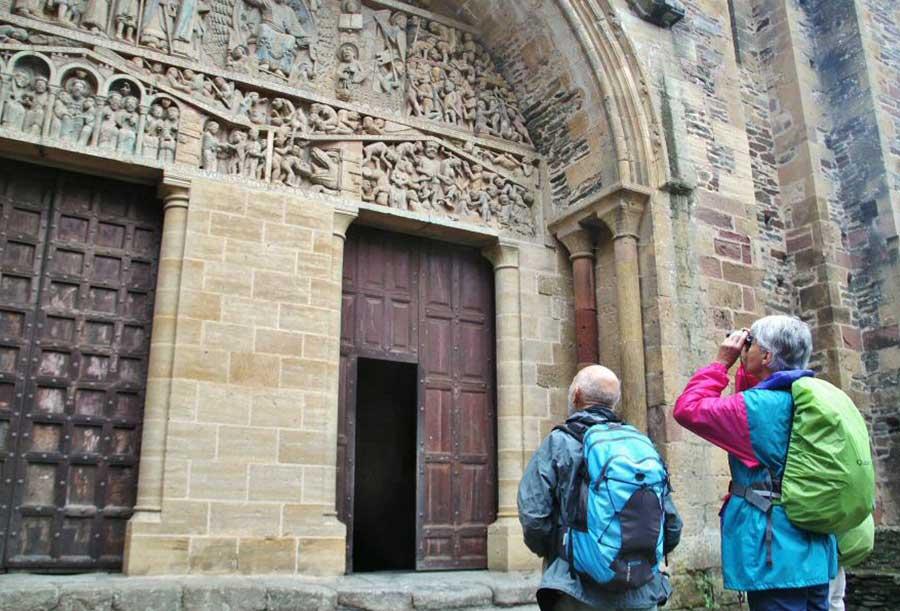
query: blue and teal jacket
[{"left": 674, "top": 363, "right": 838, "bottom": 591}]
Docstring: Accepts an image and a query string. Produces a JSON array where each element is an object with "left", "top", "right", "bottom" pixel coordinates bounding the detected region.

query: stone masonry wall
[{"left": 126, "top": 180, "right": 346, "bottom": 574}]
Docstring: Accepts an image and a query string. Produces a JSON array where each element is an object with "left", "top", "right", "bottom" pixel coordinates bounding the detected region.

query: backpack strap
[{"left": 728, "top": 472, "right": 782, "bottom": 566}]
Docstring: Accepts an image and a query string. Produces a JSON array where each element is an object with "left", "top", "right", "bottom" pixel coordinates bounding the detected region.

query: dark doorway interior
[{"left": 352, "top": 358, "right": 417, "bottom": 572}]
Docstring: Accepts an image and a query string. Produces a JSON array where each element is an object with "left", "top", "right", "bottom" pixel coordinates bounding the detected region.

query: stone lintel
[{"left": 356, "top": 202, "right": 501, "bottom": 248}]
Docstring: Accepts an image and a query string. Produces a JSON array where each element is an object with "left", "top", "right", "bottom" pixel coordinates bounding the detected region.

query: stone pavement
[{"left": 0, "top": 570, "right": 542, "bottom": 611}]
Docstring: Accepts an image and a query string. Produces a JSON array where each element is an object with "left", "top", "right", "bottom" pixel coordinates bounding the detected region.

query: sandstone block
[
  {"left": 222, "top": 297, "right": 279, "bottom": 328},
  {"left": 124, "top": 536, "right": 190, "bottom": 575},
  {"left": 203, "top": 263, "right": 253, "bottom": 298},
  {"left": 281, "top": 359, "right": 335, "bottom": 391},
  {"left": 173, "top": 347, "right": 230, "bottom": 384},
  {"left": 253, "top": 271, "right": 310, "bottom": 305},
  {"left": 209, "top": 503, "right": 281, "bottom": 537},
  {"left": 246, "top": 190, "right": 286, "bottom": 222},
  {"left": 112, "top": 580, "right": 183, "bottom": 611},
  {"left": 211, "top": 212, "right": 263, "bottom": 242},
  {"left": 166, "top": 422, "right": 217, "bottom": 460},
  {"left": 265, "top": 223, "right": 314, "bottom": 250},
  {"left": 238, "top": 538, "right": 296, "bottom": 574},
  {"left": 218, "top": 426, "right": 278, "bottom": 462},
  {"left": 189, "top": 538, "right": 239, "bottom": 575},
  {"left": 279, "top": 304, "right": 333, "bottom": 335},
  {"left": 203, "top": 322, "right": 254, "bottom": 353},
  {"left": 196, "top": 383, "right": 253, "bottom": 425},
  {"left": 190, "top": 461, "right": 248, "bottom": 500},
  {"left": 250, "top": 390, "right": 305, "bottom": 428},
  {"left": 279, "top": 429, "right": 328, "bottom": 465},
  {"left": 266, "top": 582, "right": 337, "bottom": 611},
  {"left": 229, "top": 352, "right": 281, "bottom": 387},
  {"left": 248, "top": 464, "right": 303, "bottom": 502}
]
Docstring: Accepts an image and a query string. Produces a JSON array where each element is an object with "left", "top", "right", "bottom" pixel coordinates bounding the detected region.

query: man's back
[{"left": 518, "top": 407, "right": 681, "bottom": 611}]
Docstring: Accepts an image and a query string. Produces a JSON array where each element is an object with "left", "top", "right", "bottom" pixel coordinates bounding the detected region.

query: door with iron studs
[{"left": 0, "top": 158, "right": 161, "bottom": 571}]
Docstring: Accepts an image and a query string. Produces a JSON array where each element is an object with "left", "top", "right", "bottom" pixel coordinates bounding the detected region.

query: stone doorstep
[{"left": 0, "top": 570, "right": 542, "bottom": 611}]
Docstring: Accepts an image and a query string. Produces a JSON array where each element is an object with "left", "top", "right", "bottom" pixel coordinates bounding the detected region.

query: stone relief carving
[
  {"left": 0, "top": 52, "right": 182, "bottom": 161},
  {"left": 0, "top": 0, "right": 542, "bottom": 237},
  {"left": 361, "top": 139, "right": 534, "bottom": 236}
]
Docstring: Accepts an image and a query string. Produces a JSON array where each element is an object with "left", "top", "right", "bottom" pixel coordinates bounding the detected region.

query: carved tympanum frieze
[{"left": 0, "top": 0, "right": 543, "bottom": 238}]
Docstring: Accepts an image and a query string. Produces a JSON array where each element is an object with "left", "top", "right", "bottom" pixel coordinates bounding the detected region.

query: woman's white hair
[{"left": 750, "top": 315, "right": 813, "bottom": 372}]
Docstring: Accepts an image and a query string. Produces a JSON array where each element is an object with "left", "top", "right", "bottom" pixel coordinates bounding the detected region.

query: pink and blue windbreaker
[{"left": 674, "top": 362, "right": 837, "bottom": 591}]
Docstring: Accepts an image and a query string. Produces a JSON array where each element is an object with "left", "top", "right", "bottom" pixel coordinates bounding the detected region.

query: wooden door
[
  {"left": 0, "top": 159, "right": 161, "bottom": 571},
  {"left": 338, "top": 226, "right": 496, "bottom": 571}
]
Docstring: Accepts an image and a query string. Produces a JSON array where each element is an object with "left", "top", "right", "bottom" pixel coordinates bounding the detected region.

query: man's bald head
[{"left": 567, "top": 365, "right": 621, "bottom": 414}]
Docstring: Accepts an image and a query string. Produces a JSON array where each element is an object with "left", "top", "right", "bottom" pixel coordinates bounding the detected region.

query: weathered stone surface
[
  {"left": 266, "top": 582, "right": 338, "bottom": 611},
  {"left": 411, "top": 583, "right": 493, "bottom": 609},
  {"left": 182, "top": 580, "right": 268, "bottom": 611},
  {"left": 112, "top": 581, "right": 184, "bottom": 611},
  {"left": 336, "top": 588, "right": 414, "bottom": 611},
  {"left": 0, "top": 583, "right": 60, "bottom": 611}
]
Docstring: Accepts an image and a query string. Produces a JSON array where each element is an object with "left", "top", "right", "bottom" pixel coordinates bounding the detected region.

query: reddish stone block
[
  {"left": 696, "top": 207, "right": 734, "bottom": 229},
  {"left": 718, "top": 230, "right": 751, "bottom": 244},
  {"left": 700, "top": 256, "right": 722, "bottom": 279},
  {"left": 786, "top": 232, "right": 813, "bottom": 253},
  {"left": 863, "top": 325, "right": 900, "bottom": 351},
  {"left": 841, "top": 326, "right": 862, "bottom": 351},
  {"left": 714, "top": 239, "right": 743, "bottom": 261}
]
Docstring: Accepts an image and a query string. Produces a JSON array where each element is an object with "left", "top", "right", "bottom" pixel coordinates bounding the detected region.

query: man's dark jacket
[{"left": 517, "top": 407, "right": 683, "bottom": 610}]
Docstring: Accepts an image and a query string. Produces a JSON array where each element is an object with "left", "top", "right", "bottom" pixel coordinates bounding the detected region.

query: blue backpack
[{"left": 557, "top": 421, "right": 669, "bottom": 590}]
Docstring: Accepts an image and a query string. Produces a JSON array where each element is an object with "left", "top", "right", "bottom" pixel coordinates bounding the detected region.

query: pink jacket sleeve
[{"left": 673, "top": 362, "right": 760, "bottom": 469}]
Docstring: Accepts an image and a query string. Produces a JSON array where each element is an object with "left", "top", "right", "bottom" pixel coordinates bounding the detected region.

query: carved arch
[
  {"left": 6, "top": 51, "right": 54, "bottom": 83},
  {"left": 103, "top": 74, "right": 147, "bottom": 100},
  {"left": 56, "top": 62, "right": 101, "bottom": 92}
]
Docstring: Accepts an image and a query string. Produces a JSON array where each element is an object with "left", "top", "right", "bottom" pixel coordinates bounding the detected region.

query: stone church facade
[{"left": 0, "top": 0, "right": 895, "bottom": 589}]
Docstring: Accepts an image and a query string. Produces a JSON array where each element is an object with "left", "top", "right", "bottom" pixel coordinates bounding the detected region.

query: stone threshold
[{"left": 0, "top": 570, "right": 541, "bottom": 611}]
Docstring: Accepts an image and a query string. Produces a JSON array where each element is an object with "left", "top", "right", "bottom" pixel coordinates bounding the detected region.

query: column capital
[
  {"left": 481, "top": 240, "right": 519, "bottom": 270},
  {"left": 158, "top": 173, "right": 192, "bottom": 210},
  {"left": 598, "top": 193, "right": 647, "bottom": 240},
  {"left": 332, "top": 205, "right": 359, "bottom": 240},
  {"left": 556, "top": 226, "right": 595, "bottom": 261}
]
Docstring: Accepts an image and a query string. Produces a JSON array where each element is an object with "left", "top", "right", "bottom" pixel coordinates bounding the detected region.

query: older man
[
  {"left": 518, "top": 365, "right": 682, "bottom": 611},
  {"left": 674, "top": 315, "right": 838, "bottom": 611}
]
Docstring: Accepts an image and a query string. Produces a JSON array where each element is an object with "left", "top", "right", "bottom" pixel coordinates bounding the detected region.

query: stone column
[
  {"left": 557, "top": 228, "right": 599, "bottom": 371},
  {"left": 302, "top": 204, "right": 357, "bottom": 575},
  {"left": 482, "top": 241, "right": 539, "bottom": 571},
  {"left": 123, "top": 174, "right": 190, "bottom": 572},
  {"left": 600, "top": 196, "right": 648, "bottom": 431}
]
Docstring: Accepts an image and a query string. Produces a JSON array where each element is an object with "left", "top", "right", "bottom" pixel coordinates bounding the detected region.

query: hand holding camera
[{"left": 716, "top": 329, "right": 751, "bottom": 368}]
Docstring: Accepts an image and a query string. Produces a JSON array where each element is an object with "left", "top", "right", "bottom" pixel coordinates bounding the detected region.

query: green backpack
[
  {"left": 837, "top": 513, "right": 875, "bottom": 568},
  {"left": 780, "top": 377, "right": 875, "bottom": 534}
]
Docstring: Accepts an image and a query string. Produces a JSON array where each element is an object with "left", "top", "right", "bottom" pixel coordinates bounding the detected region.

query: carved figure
[
  {"left": 242, "top": 0, "right": 313, "bottom": 79},
  {"left": 22, "top": 76, "right": 49, "bottom": 136},
  {"left": 336, "top": 43, "right": 366, "bottom": 101},
  {"left": 12, "top": 0, "right": 42, "bottom": 18},
  {"left": 361, "top": 116, "right": 385, "bottom": 135},
  {"left": 0, "top": 25, "right": 30, "bottom": 42},
  {"left": 373, "top": 11, "right": 407, "bottom": 94},
  {"left": 335, "top": 109, "right": 359, "bottom": 134},
  {"left": 81, "top": 0, "right": 112, "bottom": 34},
  {"left": 114, "top": 0, "right": 140, "bottom": 41},
  {"left": 244, "top": 128, "right": 265, "bottom": 179},
  {"left": 1, "top": 70, "right": 30, "bottom": 131},
  {"left": 269, "top": 97, "right": 295, "bottom": 127},
  {"left": 142, "top": 103, "right": 165, "bottom": 159},
  {"left": 98, "top": 92, "right": 123, "bottom": 149},
  {"left": 309, "top": 103, "right": 338, "bottom": 133},
  {"left": 201, "top": 120, "right": 220, "bottom": 170},
  {"left": 116, "top": 95, "right": 140, "bottom": 155},
  {"left": 77, "top": 96, "right": 96, "bottom": 146},
  {"left": 158, "top": 104, "right": 180, "bottom": 163},
  {"left": 48, "top": 90, "right": 72, "bottom": 140},
  {"left": 141, "top": 0, "right": 178, "bottom": 50}
]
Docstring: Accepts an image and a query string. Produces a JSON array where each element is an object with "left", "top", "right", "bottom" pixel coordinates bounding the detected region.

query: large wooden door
[
  {"left": 0, "top": 159, "right": 161, "bottom": 571},
  {"left": 338, "top": 226, "right": 496, "bottom": 571}
]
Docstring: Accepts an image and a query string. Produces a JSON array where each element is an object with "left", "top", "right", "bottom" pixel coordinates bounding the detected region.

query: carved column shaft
[
  {"left": 558, "top": 228, "right": 598, "bottom": 371},
  {"left": 601, "top": 200, "right": 647, "bottom": 432},
  {"left": 133, "top": 174, "right": 191, "bottom": 515}
]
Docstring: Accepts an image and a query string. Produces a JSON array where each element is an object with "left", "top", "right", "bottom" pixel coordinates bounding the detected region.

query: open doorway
[{"left": 352, "top": 358, "right": 418, "bottom": 572}]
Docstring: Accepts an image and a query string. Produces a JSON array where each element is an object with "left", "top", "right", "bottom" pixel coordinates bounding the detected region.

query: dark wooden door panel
[
  {"left": 0, "top": 159, "right": 161, "bottom": 571},
  {"left": 338, "top": 226, "right": 495, "bottom": 572}
]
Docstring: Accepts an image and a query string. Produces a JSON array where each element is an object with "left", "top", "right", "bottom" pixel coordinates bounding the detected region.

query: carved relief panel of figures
[
  {"left": 360, "top": 138, "right": 534, "bottom": 236},
  {"left": 1, "top": 55, "right": 50, "bottom": 135}
]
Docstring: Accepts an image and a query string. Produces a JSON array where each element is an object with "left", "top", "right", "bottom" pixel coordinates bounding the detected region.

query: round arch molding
[{"left": 434, "top": 0, "right": 669, "bottom": 201}]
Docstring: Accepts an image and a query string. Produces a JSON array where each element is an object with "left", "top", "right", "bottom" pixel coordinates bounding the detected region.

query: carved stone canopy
[{"left": 626, "top": 0, "right": 685, "bottom": 28}]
